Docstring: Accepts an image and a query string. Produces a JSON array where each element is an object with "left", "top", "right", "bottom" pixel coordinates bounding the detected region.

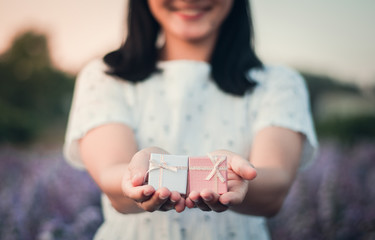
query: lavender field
[
  {"left": 0, "top": 141, "right": 374, "bottom": 239},
  {"left": 0, "top": 145, "right": 102, "bottom": 240},
  {"left": 269, "top": 141, "right": 375, "bottom": 239}
]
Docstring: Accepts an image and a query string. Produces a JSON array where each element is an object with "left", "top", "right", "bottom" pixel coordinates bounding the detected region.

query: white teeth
[{"left": 179, "top": 9, "right": 202, "bottom": 16}]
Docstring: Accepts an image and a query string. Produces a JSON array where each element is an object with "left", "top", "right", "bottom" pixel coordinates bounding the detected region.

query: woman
[{"left": 64, "top": 0, "right": 317, "bottom": 239}]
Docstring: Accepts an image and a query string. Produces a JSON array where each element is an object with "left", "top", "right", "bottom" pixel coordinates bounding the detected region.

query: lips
[
  {"left": 178, "top": 8, "right": 204, "bottom": 17},
  {"left": 174, "top": 6, "right": 211, "bottom": 20},
  {"left": 168, "top": 2, "right": 212, "bottom": 20}
]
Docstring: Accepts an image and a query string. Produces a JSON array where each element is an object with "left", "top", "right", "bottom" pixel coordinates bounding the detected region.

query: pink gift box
[{"left": 188, "top": 155, "right": 228, "bottom": 194}]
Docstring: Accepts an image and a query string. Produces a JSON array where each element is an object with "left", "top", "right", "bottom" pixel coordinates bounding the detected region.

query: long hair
[{"left": 104, "top": 0, "right": 263, "bottom": 96}]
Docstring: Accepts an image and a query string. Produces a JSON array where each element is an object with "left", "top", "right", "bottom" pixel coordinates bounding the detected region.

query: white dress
[{"left": 64, "top": 59, "right": 317, "bottom": 240}]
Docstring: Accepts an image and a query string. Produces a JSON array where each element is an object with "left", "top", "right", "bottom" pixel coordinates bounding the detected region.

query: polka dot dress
[{"left": 64, "top": 59, "right": 317, "bottom": 240}]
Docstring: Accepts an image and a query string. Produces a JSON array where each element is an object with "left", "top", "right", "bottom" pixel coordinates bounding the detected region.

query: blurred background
[{"left": 1, "top": 0, "right": 374, "bottom": 239}]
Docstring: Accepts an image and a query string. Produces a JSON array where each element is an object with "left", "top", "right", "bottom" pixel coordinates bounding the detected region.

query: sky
[{"left": 1, "top": 0, "right": 375, "bottom": 86}]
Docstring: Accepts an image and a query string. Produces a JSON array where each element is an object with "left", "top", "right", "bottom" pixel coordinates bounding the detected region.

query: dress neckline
[
  {"left": 157, "top": 59, "right": 211, "bottom": 70},
  {"left": 156, "top": 60, "right": 212, "bottom": 86}
]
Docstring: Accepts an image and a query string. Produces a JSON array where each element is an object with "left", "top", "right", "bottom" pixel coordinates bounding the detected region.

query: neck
[{"left": 159, "top": 32, "right": 218, "bottom": 62}]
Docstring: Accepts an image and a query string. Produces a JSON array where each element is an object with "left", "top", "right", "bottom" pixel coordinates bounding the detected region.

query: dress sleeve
[
  {"left": 63, "top": 59, "right": 135, "bottom": 169},
  {"left": 249, "top": 66, "right": 318, "bottom": 169}
]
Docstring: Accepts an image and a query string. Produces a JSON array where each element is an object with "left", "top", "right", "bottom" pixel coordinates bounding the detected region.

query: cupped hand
[
  {"left": 121, "top": 147, "right": 186, "bottom": 213},
  {"left": 186, "top": 150, "right": 257, "bottom": 212}
]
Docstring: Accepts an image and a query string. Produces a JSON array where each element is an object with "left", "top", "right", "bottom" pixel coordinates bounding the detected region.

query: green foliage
[
  {"left": 0, "top": 30, "right": 74, "bottom": 143},
  {"left": 301, "top": 72, "right": 360, "bottom": 115},
  {"left": 301, "top": 72, "right": 375, "bottom": 143},
  {"left": 316, "top": 114, "right": 375, "bottom": 144}
]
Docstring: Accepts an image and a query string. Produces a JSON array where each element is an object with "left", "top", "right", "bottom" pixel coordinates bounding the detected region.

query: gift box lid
[{"left": 148, "top": 153, "right": 189, "bottom": 194}]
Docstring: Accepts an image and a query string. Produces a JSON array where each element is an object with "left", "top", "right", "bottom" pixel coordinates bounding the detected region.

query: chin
[{"left": 176, "top": 28, "right": 215, "bottom": 43}]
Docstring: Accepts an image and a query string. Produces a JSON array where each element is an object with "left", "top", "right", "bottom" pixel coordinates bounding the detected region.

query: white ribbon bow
[
  {"left": 205, "top": 154, "right": 227, "bottom": 183},
  {"left": 148, "top": 159, "right": 178, "bottom": 173}
]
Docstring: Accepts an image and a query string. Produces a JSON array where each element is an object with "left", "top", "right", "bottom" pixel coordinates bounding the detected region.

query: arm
[
  {"left": 79, "top": 123, "right": 185, "bottom": 214},
  {"left": 79, "top": 123, "right": 140, "bottom": 213},
  {"left": 187, "top": 126, "right": 303, "bottom": 217},
  {"left": 230, "top": 126, "right": 303, "bottom": 217}
]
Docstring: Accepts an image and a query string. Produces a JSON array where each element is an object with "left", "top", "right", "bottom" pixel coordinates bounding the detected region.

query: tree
[{"left": 0, "top": 30, "right": 74, "bottom": 143}]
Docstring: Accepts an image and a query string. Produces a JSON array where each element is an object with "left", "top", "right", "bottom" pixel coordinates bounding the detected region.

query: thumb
[
  {"left": 127, "top": 150, "right": 152, "bottom": 185},
  {"left": 129, "top": 147, "right": 171, "bottom": 186},
  {"left": 131, "top": 173, "right": 145, "bottom": 187},
  {"left": 228, "top": 155, "right": 257, "bottom": 180}
]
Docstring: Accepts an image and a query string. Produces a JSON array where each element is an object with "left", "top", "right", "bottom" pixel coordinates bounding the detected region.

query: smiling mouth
[
  {"left": 169, "top": 3, "right": 212, "bottom": 20},
  {"left": 175, "top": 8, "right": 209, "bottom": 20},
  {"left": 179, "top": 8, "right": 204, "bottom": 16}
]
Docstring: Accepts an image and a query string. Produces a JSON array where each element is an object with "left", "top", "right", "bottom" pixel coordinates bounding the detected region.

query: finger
[
  {"left": 188, "top": 191, "right": 200, "bottom": 203},
  {"left": 188, "top": 191, "right": 211, "bottom": 211},
  {"left": 185, "top": 197, "right": 195, "bottom": 209},
  {"left": 129, "top": 151, "right": 151, "bottom": 173},
  {"left": 188, "top": 191, "right": 210, "bottom": 211},
  {"left": 201, "top": 190, "right": 228, "bottom": 212},
  {"left": 174, "top": 198, "right": 186, "bottom": 213},
  {"left": 124, "top": 184, "right": 155, "bottom": 203},
  {"left": 228, "top": 155, "right": 257, "bottom": 180},
  {"left": 159, "top": 199, "right": 175, "bottom": 211},
  {"left": 219, "top": 191, "right": 244, "bottom": 206},
  {"left": 194, "top": 197, "right": 211, "bottom": 211},
  {"left": 122, "top": 172, "right": 155, "bottom": 202},
  {"left": 140, "top": 188, "right": 171, "bottom": 212},
  {"left": 209, "top": 150, "right": 257, "bottom": 180},
  {"left": 128, "top": 148, "right": 170, "bottom": 184},
  {"left": 227, "top": 171, "right": 243, "bottom": 181},
  {"left": 131, "top": 172, "right": 147, "bottom": 187},
  {"left": 170, "top": 191, "right": 181, "bottom": 203},
  {"left": 200, "top": 190, "right": 216, "bottom": 202},
  {"left": 160, "top": 191, "right": 181, "bottom": 211}
]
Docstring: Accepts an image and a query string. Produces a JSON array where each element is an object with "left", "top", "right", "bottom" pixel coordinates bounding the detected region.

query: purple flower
[
  {"left": 0, "top": 145, "right": 103, "bottom": 240},
  {"left": 268, "top": 140, "right": 375, "bottom": 239}
]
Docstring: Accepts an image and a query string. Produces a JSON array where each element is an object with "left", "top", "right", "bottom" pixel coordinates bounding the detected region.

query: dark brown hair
[{"left": 104, "top": 0, "right": 263, "bottom": 96}]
